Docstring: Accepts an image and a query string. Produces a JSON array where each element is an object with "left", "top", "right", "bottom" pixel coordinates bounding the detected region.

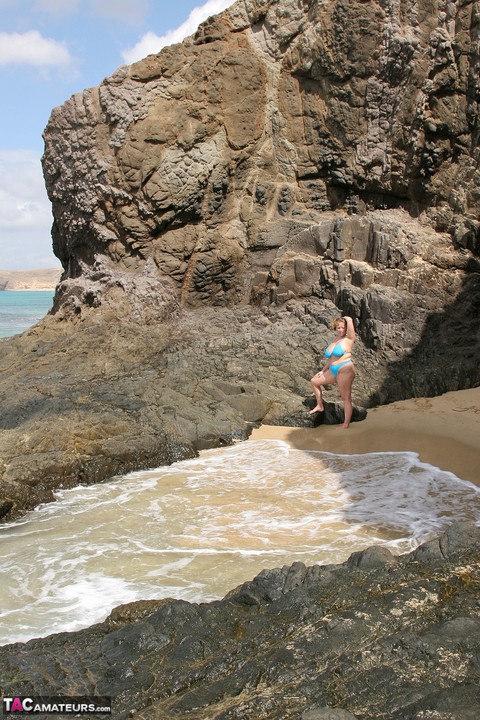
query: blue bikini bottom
[{"left": 330, "top": 359, "right": 352, "bottom": 379}]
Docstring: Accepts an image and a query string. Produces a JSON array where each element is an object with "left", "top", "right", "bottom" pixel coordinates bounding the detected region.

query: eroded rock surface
[
  {"left": 44, "top": 0, "right": 480, "bottom": 283},
  {"left": 0, "top": 0, "right": 479, "bottom": 520},
  {"left": 1, "top": 523, "right": 479, "bottom": 719},
  {"left": 40, "top": 0, "right": 480, "bottom": 396}
]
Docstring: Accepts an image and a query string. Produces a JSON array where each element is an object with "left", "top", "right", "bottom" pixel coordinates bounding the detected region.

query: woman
[{"left": 309, "top": 315, "right": 356, "bottom": 429}]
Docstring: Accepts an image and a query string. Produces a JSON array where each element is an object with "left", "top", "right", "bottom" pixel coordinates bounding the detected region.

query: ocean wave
[{"left": 0, "top": 440, "right": 478, "bottom": 644}]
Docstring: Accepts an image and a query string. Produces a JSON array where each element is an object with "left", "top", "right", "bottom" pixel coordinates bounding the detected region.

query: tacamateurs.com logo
[{"left": 2, "top": 696, "right": 111, "bottom": 715}]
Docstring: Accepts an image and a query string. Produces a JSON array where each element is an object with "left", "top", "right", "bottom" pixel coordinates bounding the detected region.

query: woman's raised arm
[{"left": 343, "top": 315, "right": 356, "bottom": 341}]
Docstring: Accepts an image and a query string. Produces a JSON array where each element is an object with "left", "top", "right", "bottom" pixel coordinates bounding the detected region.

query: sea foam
[{"left": 0, "top": 440, "right": 478, "bottom": 645}]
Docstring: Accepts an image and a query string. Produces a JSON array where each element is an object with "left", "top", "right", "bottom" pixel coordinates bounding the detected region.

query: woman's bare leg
[
  {"left": 309, "top": 370, "right": 335, "bottom": 414},
  {"left": 337, "top": 366, "right": 355, "bottom": 428}
]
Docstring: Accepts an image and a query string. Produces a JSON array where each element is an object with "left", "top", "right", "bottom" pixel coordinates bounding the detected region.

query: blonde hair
[{"left": 332, "top": 317, "right": 345, "bottom": 330}]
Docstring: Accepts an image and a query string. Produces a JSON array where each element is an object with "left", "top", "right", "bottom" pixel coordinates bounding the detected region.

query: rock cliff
[
  {"left": 0, "top": 0, "right": 479, "bottom": 520},
  {"left": 41, "top": 0, "right": 480, "bottom": 397}
]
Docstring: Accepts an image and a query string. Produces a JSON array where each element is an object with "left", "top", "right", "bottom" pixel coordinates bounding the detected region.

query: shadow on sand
[{"left": 273, "top": 259, "right": 480, "bottom": 547}]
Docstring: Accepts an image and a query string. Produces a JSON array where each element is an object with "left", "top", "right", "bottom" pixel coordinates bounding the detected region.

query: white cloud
[
  {"left": 0, "top": 30, "right": 74, "bottom": 68},
  {"left": 0, "top": 150, "right": 57, "bottom": 270},
  {"left": 122, "top": 0, "right": 234, "bottom": 65}
]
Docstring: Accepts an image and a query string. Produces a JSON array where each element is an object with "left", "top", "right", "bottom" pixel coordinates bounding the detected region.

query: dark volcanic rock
[
  {"left": 0, "top": 0, "right": 479, "bottom": 520},
  {"left": 1, "top": 523, "right": 479, "bottom": 719}
]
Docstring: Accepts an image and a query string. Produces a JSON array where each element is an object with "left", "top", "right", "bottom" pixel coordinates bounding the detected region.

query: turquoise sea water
[{"left": 0, "top": 290, "right": 55, "bottom": 338}]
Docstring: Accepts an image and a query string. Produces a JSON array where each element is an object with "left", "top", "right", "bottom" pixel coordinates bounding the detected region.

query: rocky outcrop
[
  {"left": 44, "top": 0, "right": 480, "bottom": 278},
  {"left": 0, "top": 0, "right": 479, "bottom": 520},
  {"left": 40, "top": 0, "right": 479, "bottom": 395},
  {"left": 1, "top": 523, "right": 479, "bottom": 719}
]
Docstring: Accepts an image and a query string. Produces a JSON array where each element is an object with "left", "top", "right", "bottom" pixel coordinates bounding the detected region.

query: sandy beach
[{"left": 250, "top": 387, "right": 480, "bottom": 486}]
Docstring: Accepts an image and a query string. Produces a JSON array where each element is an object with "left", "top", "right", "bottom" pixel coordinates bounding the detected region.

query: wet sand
[{"left": 250, "top": 387, "right": 480, "bottom": 486}]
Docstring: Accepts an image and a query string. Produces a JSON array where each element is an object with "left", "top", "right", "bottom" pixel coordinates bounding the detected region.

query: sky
[{"left": 0, "top": 0, "right": 235, "bottom": 270}]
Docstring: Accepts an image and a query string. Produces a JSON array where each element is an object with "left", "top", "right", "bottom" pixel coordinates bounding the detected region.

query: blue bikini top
[{"left": 325, "top": 341, "right": 345, "bottom": 359}]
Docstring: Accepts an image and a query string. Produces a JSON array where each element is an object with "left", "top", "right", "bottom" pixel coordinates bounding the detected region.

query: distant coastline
[{"left": 0, "top": 268, "right": 62, "bottom": 291}]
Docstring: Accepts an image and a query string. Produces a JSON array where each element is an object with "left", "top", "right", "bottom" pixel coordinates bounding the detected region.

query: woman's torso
[{"left": 325, "top": 340, "right": 353, "bottom": 363}]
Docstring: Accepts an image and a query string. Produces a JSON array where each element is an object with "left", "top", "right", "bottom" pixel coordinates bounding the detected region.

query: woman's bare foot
[{"left": 309, "top": 405, "right": 324, "bottom": 415}]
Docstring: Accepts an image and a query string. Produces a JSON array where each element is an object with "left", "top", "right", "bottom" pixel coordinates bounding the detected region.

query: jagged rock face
[
  {"left": 41, "top": 0, "right": 480, "bottom": 385},
  {"left": 43, "top": 0, "right": 479, "bottom": 293}
]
